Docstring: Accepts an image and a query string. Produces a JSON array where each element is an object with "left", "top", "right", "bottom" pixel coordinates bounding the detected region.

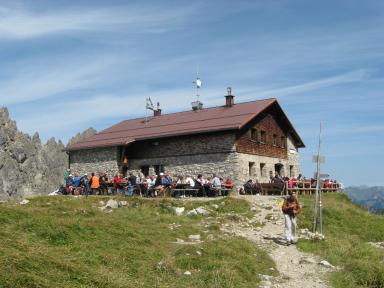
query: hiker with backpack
[{"left": 282, "top": 191, "right": 301, "bottom": 245}]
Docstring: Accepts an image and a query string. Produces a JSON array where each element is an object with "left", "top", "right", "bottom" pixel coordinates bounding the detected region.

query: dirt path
[{"left": 223, "top": 195, "right": 335, "bottom": 288}]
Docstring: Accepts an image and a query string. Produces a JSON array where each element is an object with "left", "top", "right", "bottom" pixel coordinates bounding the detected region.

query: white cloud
[
  {"left": 0, "top": 4, "right": 197, "bottom": 39},
  {"left": 240, "top": 70, "right": 370, "bottom": 99},
  {"left": 0, "top": 56, "right": 120, "bottom": 105}
]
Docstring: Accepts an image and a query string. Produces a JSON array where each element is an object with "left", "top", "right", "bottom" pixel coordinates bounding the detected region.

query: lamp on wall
[{"left": 122, "top": 156, "right": 128, "bottom": 165}]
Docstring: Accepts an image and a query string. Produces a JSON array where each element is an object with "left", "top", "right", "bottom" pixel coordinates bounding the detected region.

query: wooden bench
[{"left": 260, "top": 183, "right": 285, "bottom": 195}]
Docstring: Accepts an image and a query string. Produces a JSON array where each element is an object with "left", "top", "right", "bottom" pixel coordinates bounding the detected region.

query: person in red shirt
[
  {"left": 324, "top": 179, "right": 329, "bottom": 189},
  {"left": 113, "top": 173, "right": 123, "bottom": 195},
  {"left": 224, "top": 178, "right": 233, "bottom": 189}
]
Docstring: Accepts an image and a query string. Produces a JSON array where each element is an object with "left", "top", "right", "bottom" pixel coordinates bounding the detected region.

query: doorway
[
  {"left": 141, "top": 166, "right": 149, "bottom": 177},
  {"left": 274, "top": 163, "right": 284, "bottom": 177}
]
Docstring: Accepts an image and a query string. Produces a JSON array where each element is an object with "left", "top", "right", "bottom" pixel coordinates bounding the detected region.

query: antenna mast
[
  {"left": 191, "top": 65, "right": 203, "bottom": 111},
  {"left": 195, "top": 65, "right": 201, "bottom": 102},
  {"left": 145, "top": 97, "right": 159, "bottom": 124}
]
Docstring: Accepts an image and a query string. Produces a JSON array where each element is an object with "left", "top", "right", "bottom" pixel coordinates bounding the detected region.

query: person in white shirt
[{"left": 185, "top": 175, "right": 195, "bottom": 187}]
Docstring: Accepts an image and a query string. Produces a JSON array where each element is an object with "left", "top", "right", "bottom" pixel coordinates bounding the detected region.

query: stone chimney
[
  {"left": 225, "top": 87, "right": 234, "bottom": 107},
  {"left": 154, "top": 109, "right": 161, "bottom": 116},
  {"left": 154, "top": 102, "right": 161, "bottom": 116}
]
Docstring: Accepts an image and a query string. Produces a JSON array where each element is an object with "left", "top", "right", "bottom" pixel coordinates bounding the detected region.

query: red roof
[{"left": 67, "top": 98, "right": 304, "bottom": 151}]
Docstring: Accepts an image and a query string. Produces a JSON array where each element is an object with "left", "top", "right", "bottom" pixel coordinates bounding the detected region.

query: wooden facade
[{"left": 236, "top": 112, "right": 288, "bottom": 159}]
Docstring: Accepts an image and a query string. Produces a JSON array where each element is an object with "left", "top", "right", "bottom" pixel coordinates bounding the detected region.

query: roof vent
[
  {"left": 191, "top": 100, "right": 203, "bottom": 111},
  {"left": 225, "top": 87, "right": 234, "bottom": 107}
]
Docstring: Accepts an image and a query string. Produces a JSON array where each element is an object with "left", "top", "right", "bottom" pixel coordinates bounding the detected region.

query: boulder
[
  {"left": 187, "top": 209, "right": 198, "bottom": 216},
  {"left": 188, "top": 234, "right": 201, "bottom": 242},
  {"left": 319, "top": 260, "right": 335, "bottom": 269},
  {"left": 195, "top": 206, "right": 210, "bottom": 216},
  {"left": 174, "top": 207, "right": 185, "bottom": 216},
  {"left": 105, "top": 199, "right": 119, "bottom": 209}
]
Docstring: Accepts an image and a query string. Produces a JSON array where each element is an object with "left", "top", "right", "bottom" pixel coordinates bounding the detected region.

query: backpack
[{"left": 58, "top": 185, "right": 67, "bottom": 195}]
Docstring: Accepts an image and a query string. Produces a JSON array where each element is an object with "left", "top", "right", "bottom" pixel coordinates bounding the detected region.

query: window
[
  {"left": 251, "top": 128, "right": 258, "bottom": 141},
  {"left": 248, "top": 162, "right": 255, "bottom": 177},
  {"left": 281, "top": 136, "right": 286, "bottom": 148},
  {"left": 154, "top": 165, "right": 165, "bottom": 175},
  {"left": 289, "top": 165, "right": 294, "bottom": 178},
  {"left": 260, "top": 130, "right": 266, "bottom": 143},
  {"left": 273, "top": 134, "right": 277, "bottom": 146},
  {"left": 260, "top": 163, "right": 266, "bottom": 177}
]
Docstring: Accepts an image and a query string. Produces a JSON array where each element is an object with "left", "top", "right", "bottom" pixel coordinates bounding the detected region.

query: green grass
[
  {"left": 0, "top": 196, "right": 276, "bottom": 288},
  {"left": 297, "top": 193, "right": 384, "bottom": 288}
]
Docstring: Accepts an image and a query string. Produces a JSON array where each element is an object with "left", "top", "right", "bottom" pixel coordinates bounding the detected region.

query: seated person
[
  {"left": 194, "top": 174, "right": 205, "bottom": 196},
  {"left": 99, "top": 173, "right": 109, "bottom": 195},
  {"left": 272, "top": 173, "right": 284, "bottom": 185},
  {"left": 176, "top": 175, "right": 187, "bottom": 186},
  {"left": 161, "top": 174, "right": 172, "bottom": 186},
  {"left": 80, "top": 174, "right": 90, "bottom": 195},
  {"left": 224, "top": 178, "right": 233, "bottom": 189},
  {"left": 125, "top": 180, "right": 135, "bottom": 197},
  {"left": 196, "top": 174, "right": 206, "bottom": 185},
  {"left": 243, "top": 179, "right": 254, "bottom": 194},
  {"left": 185, "top": 175, "right": 195, "bottom": 188},
  {"left": 209, "top": 174, "right": 222, "bottom": 197},
  {"left": 73, "top": 173, "right": 81, "bottom": 188},
  {"left": 113, "top": 173, "right": 124, "bottom": 195},
  {"left": 254, "top": 179, "right": 262, "bottom": 194},
  {"left": 65, "top": 174, "right": 74, "bottom": 195},
  {"left": 154, "top": 174, "right": 165, "bottom": 196}
]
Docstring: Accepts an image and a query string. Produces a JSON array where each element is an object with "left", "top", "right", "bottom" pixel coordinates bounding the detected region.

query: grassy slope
[
  {"left": 0, "top": 197, "right": 275, "bottom": 288},
  {"left": 298, "top": 193, "right": 384, "bottom": 288}
]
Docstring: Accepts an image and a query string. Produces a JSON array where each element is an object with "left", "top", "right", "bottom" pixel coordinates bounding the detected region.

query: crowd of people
[
  {"left": 63, "top": 169, "right": 234, "bottom": 197},
  {"left": 239, "top": 172, "right": 341, "bottom": 195},
  {"left": 62, "top": 169, "right": 322, "bottom": 246}
]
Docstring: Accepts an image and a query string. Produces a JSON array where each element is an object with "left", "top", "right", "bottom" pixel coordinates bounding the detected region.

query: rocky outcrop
[
  {"left": 0, "top": 107, "right": 68, "bottom": 199},
  {"left": 67, "top": 127, "right": 96, "bottom": 146}
]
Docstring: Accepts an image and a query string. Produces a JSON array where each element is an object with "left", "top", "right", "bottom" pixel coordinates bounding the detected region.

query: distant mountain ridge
[{"left": 345, "top": 186, "right": 384, "bottom": 213}]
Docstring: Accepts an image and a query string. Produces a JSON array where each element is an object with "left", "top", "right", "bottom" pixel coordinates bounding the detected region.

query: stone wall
[
  {"left": 286, "top": 133, "right": 301, "bottom": 177},
  {"left": 129, "top": 151, "right": 241, "bottom": 184},
  {"left": 70, "top": 147, "right": 119, "bottom": 176},
  {"left": 127, "top": 132, "right": 236, "bottom": 159},
  {"left": 127, "top": 132, "right": 242, "bottom": 188}
]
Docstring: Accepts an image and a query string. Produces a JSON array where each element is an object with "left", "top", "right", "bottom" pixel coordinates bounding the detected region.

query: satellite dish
[{"left": 196, "top": 78, "right": 202, "bottom": 88}]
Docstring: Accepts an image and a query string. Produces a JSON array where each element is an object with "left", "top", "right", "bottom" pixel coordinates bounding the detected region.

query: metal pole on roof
[{"left": 145, "top": 98, "right": 148, "bottom": 124}]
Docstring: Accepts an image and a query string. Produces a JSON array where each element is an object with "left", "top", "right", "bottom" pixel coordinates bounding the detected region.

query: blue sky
[{"left": 1, "top": 0, "right": 383, "bottom": 186}]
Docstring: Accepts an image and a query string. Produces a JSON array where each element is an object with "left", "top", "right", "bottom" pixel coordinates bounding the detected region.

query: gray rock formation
[
  {"left": 67, "top": 127, "right": 96, "bottom": 146},
  {"left": 0, "top": 107, "right": 68, "bottom": 199}
]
